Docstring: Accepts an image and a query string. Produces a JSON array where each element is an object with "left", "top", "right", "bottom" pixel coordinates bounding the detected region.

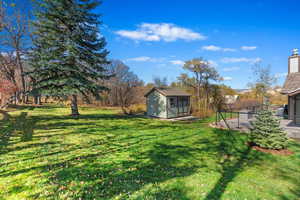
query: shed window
[
  {"left": 182, "top": 97, "right": 189, "bottom": 106},
  {"left": 169, "top": 98, "right": 176, "bottom": 108}
]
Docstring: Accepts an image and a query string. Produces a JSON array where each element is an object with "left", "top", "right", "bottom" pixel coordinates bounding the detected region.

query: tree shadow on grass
[
  {"left": 131, "top": 182, "right": 192, "bottom": 200},
  {"left": 35, "top": 112, "right": 147, "bottom": 122},
  {"left": 0, "top": 110, "right": 14, "bottom": 153},
  {"left": 35, "top": 143, "right": 202, "bottom": 199},
  {"left": 16, "top": 112, "right": 36, "bottom": 142},
  {"left": 277, "top": 166, "right": 300, "bottom": 200},
  {"left": 0, "top": 111, "right": 37, "bottom": 154},
  {"left": 203, "top": 128, "right": 266, "bottom": 200},
  {"left": 276, "top": 143, "right": 300, "bottom": 200},
  {"left": 32, "top": 112, "right": 185, "bottom": 138}
]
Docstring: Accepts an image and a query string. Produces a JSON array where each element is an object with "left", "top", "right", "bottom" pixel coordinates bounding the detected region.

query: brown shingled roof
[
  {"left": 282, "top": 72, "right": 300, "bottom": 94},
  {"left": 145, "top": 87, "right": 191, "bottom": 97}
]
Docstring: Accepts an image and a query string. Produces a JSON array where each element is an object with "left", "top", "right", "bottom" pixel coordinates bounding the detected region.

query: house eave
[{"left": 281, "top": 88, "right": 300, "bottom": 96}]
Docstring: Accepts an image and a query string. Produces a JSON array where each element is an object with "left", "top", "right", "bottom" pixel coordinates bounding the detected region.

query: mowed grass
[{"left": 0, "top": 105, "right": 300, "bottom": 200}]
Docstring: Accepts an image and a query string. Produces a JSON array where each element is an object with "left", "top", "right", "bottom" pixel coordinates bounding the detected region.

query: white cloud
[
  {"left": 202, "top": 45, "right": 222, "bottom": 51},
  {"left": 126, "top": 56, "right": 153, "bottom": 62},
  {"left": 202, "top": 45, "right": 236, "bottom": 52},
  {"left": 115, "top": 23, "right": 206, "bottom": 42},
  {"left": 241, "top": 46, "right": 257, "bottom": 51},
  {"left": 223, "top": 77, "right": 233, "bottom": 81},
  {"left": 223, "top": 48, "right": 236, "bottom": 52},
  {"left": 126, "top": 56, "right": 165, "bottom": 63},
  {"left": 0, "top": 52, "right": 9, "bottom": 56},
  {"left": 221, "top": 57, "right": 262, "bottom": 63},
  {"left": 170, "top": 60, "right": 185, "bottom": 65},
  {"left": 223, "top": 67, "right": 240, "bottom": 72},
  {"left": 275, "top": 72, "right": 287, "bottom": 78}
]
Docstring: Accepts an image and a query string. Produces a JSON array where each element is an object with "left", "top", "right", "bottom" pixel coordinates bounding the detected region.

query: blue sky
[
  {"left": 98, "top": 0, "right": 300, "bottom": 88},
  {"left": 8, "top": 0, "right": 300, "bottom": 88}
]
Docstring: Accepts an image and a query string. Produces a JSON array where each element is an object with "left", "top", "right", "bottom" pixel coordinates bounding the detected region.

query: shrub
[
  {"left": 123, "top": 104, "right": 146, "bottom": 115},
  {"left": 192, "top": 109, "right": 214, "bottom": 118},
  {"left": 250, "top": 105, "right": 288, "bottom": 150}
]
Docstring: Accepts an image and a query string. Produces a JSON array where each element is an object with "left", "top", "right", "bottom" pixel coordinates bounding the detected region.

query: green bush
[{"left": 250, "top": 106, "right": 288, "bottom": 150}]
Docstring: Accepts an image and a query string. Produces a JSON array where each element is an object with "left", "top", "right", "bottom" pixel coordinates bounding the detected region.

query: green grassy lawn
[{"left": 0, "top": 105, "right": 299, "bottom": 200}]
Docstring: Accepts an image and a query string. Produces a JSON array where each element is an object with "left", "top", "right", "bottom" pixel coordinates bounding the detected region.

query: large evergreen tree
[
  {"left": 250, "top": 105, "right": 288, "bottom": 150},
  {"left": 28, "top": 0, "right": 109, "bottom": 115}
]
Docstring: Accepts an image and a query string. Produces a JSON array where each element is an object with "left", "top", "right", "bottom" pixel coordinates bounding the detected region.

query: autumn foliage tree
[
  {"left": 0, "top": 79, "right": 17, "bottom": 107},
  {"left": 178, "top": 58, "right": 221, "bottom": 116}
]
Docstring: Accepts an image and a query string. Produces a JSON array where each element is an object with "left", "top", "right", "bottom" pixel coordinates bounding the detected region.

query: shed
[{"left": 144, "top": 87, "right": 191, "bottom": 118}]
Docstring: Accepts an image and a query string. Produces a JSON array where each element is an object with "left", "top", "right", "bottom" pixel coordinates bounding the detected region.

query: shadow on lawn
[
  {"left": 17, "top": 112, "right": 36, "bottom": 142},
  {"left": 33, "top": 112, "right": 181, "bottom": 135},
  {"left": 203, "top": 128, "right": 265, "bottom": 200},
  {"left": 277, "top": 142, "right": 300, "bottom": 200},
  {"left": 3, "top": 109, "right": 289, "bottom": 199},
  {"left": 278, "top": 166, "right": 300, "bottom": 200},
  {"left": 0, "top": 110, "right": 13, "bottom": 152},
  {"left": 31, "top": 143, "right": 201, "bottom": 199},
  {"left": 0, "top": 111, "right": 36, "bottom": 154}
]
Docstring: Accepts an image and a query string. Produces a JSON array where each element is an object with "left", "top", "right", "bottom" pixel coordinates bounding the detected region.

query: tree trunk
[
  {"left": 25, "top": 94, "right": 29, "bottom": 104},
  {"left": 34, "top": 95, "right": 41, "bottom": 105},
  {"left": 14, "top": 91, "right": 20, "bottom": 105},
  {"left": 16, "top": 50, "right": 26, "bottom": 103},
  {"left": 34, "top": 95, "right": 38, "bottom": 104},
  {"left": 37, "top": 95, "right": 41, "bottom": 105},
  {"left": 71, "top": 95, "right": 79, "bottom": 116}
]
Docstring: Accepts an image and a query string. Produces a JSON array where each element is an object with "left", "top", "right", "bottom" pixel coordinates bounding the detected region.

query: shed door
[
  {"left": 168, "top": 97, "right": 178, "bottom": 118},
  {"left": 295, "top": 95, "right": 300, "bottom": 124},
  {"left": 178, "top": 96, "right": 189, "bottom": 116}
]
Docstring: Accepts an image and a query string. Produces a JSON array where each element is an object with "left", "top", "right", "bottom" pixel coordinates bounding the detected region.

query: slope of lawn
[{"left": 0, "top": 105, "right": 299, "bottom": 200}]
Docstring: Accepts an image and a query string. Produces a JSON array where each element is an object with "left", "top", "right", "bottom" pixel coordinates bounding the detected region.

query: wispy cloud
[
  {"left": 223, "top": 48, "right": 236, "bottom": 52},
  {"left": 126, "top": 56, "right": 153, "bottom": 62},
  {"left": 202, "top": 45, "right": 236, "bottom": 52},
  {"left": 170, "top": 60, "right": 185, "bottom": 65},
  {"left": 223, "top": 66, "right": 240, "bottom": 72},
  {"left": 126, "top": 56, "right": 165, "bottom": 62},
  {"left": 115, "top": 23, "right": 206, "bottom": 42},
  {"left": 241, "top": 46, "right": 257, "bottom": 51},
  {"left": 223, "top": 76, "right": 233, "bottom": 81},
  {"left": 221, "top": 57, "right": 262, "bottom": 63},
  {"left": 202, "top": 45, "right": 221, "bottom": 51}
]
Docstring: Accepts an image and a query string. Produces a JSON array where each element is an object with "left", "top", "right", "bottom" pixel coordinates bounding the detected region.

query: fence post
[
  {"left": 237, "top": 112, "right": 240, "bottom": 128},
  {"left": 215, "top": 111, "right": 217, "bottom": 125}
]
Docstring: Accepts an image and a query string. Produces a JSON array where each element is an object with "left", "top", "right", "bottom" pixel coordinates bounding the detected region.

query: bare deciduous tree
[
  {"left": 153, "top": 76, "right": 168, "bottom": 87},
  {"left": 0, "top": 52, "right": 18, "bottom": 86},
  {"left": 0, "top": 2, "right": 30, "bottom": 102},
  {"left": 248, "top": 62, "right": 277, "bottom": 103},
  {"left": 104, "top": 60, "right": 144, "bottom": 114}
]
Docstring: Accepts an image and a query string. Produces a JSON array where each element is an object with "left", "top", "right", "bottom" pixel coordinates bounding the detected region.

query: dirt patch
[
  {"left": 293, "top": 138, "right": 300, "bottom": 143},
  {"left": 249, "top": 143, "right": 294, "bottom": 156}
]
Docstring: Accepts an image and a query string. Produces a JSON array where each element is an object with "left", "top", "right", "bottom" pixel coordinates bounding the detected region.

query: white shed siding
[{"left": 146, "top": 90, "right": 167, "bottom": 118}]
